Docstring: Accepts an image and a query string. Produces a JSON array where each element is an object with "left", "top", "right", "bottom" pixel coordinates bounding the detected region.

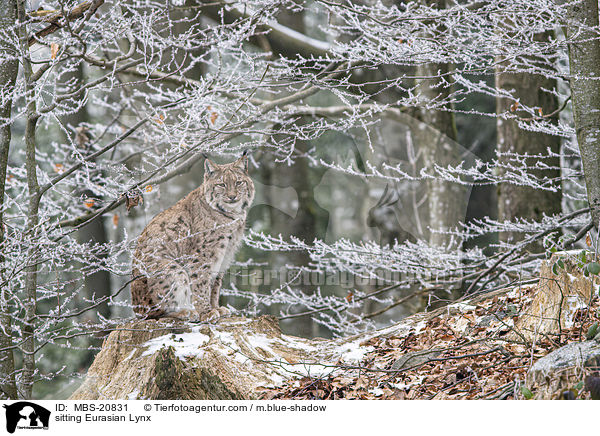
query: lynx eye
[
  {"left": 235, "top": 180, "right": 244, "bottom": 186},
  {"left": 216, "top": 183, "right": 225, "bottom": 188}
]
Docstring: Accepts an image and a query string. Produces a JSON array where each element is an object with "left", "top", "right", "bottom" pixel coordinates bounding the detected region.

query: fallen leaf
[
  {"left": 355, "top": 376, "right": 369, "bottom": 390},
  {"left": 586, "top": 233, "right": 592, "bottom": 247},
  {"left": 112, "top": 214, "right": 119, "bottom": 228},
  {"left": 210, "top": 111, "right": 218, "bottom": 125},
  {"left": 283, "top": 356, "right": 297, "bottom": 364},
  {"left": 54, "top": 163, "right": 64, "bottom": 173},
  {"left": 510, "top": 101, "right": 519, "bottom": 112},
  {"left": 145, "top": 185, "right": 153, "bottom": 193}
]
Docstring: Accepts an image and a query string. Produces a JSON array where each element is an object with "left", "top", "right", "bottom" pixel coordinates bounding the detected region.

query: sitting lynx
[{"left": 131, "top": 155, "right": 254, "bottom": 321}]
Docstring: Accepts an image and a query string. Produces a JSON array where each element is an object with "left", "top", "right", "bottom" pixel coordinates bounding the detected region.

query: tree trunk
[
  {"left": 60, "top": 63, "right": 112, "bottom": 322},
  {"left": 565, "top": 0, "right": 600, "bottom": 228},
  {"left": 415, "top": 0, "right": 462, "bottom": 249},
  {"left": 264, "top": 6, "right": 328, "bottom": 338},
  {"left": 17, "top": 0, "right": 40, "bottom": 399},
  {"left": 496, "top": 31, "right": 562, "bottom": 251},
  {"left": 0, "top": 0, "right": 18, "bottom": 399}
]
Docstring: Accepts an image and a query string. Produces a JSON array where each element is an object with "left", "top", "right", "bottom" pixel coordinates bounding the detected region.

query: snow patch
[
  {"left": 563, "top": 295, "right": 587, "bottom": 329},
  {"left": 448, "top": 302, "right": 477, "bottom": 313},
  {"left": 123, "top": 350, "right": 136, "bottom": 361},
  {"left": 506, "top": 283, "right": 535, "bottom": 299},
  {"left": 413, "top": 320, "right": 428, "bottom": 334},
  {"left": 370, "top": 387, "right": 384, "bottom": 397},
  {"left": 333, "top": 340, "right": 374, "bottom": 363},
  {"left": 142, "top": 331, "right": 210, "bottom": 358},
  {"left": 279, "top": 334, "right": 319, "bottom": 352}
]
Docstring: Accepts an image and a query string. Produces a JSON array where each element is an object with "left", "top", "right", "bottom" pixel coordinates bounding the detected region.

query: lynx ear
[
  {"left": 234, "top": 150, "right": 249, "bottom": 171},
  {"left": 204, "top": 158, "right": 217, "bottom": 177}
]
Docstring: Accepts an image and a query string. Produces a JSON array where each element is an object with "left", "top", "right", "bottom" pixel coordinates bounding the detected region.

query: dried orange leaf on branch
[
  {"left": 50, "top": 43, "right": 59, "bottom": 59},
  {"left": 124, "top": 192, "right": 144, "bottom": 212}
]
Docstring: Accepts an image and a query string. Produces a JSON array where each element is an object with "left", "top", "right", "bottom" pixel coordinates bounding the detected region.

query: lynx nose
[{"left": 226, "top": 194, "right": 237, "bottom": 202}]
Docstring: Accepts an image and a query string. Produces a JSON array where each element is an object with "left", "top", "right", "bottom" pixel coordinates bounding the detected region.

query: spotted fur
[{"left": 131, "top": 156, "right": 255, "bottom": 320}]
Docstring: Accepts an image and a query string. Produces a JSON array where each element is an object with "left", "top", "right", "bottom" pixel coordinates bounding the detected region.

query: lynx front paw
[
  {"left": 199, "top": 308, "right": 221, "bottom": 322},
  {"left": 217, "top": 306, "right": 231, "bottom": 316},
  {"left": 164, "top": 309, "right": 199, "bottom": 322},
  {"left": 198, "top": 307, "right": 231, "bottom": 322}
]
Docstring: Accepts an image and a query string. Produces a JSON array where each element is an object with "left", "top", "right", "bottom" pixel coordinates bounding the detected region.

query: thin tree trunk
[
  {"left": 496, "top": 31, "right": 562, "bottom": 252},
  {"left": 0, "top": 0, "right": 18, "bottom": 399},
  {"left": 60, "top": 64, "right": 112, "bottom": 322},
  {"left": 415, "top": 0, "right": 462, "bottom": 249},
  {"left": 565, "top": 0, "right": 600, "bottom": 228},
  {"left": 269, "top": 6, "right": 328, "bottom": 338},
  {"left": 17, "top": 0, "right": 40, "bottom": 399}
]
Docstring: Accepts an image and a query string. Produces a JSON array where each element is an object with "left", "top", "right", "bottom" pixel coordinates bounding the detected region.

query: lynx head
[{"left": 203, "top": 155, "right": 255, "bottom": 217}]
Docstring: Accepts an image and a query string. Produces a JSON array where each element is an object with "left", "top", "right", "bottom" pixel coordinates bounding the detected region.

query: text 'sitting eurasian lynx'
[{"left": 130, "top": 155, "right": 255, "bottom": 321}]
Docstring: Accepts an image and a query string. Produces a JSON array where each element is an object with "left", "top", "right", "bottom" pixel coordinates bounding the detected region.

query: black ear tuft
[
  {"left": 204, "top": 158, "right": 216, "bottom": 176},
  {"left": 235, "top": 152, "right": 249, "bottom": 171}
]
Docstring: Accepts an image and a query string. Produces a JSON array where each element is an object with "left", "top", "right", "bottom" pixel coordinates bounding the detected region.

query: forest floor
[{"left": 261, "top": 274, "right": 600, "bottom": 400}]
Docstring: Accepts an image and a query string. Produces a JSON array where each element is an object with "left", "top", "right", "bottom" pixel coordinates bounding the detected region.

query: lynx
[{"left": 130, "top": 155, "right": 254, "bottom": 321}]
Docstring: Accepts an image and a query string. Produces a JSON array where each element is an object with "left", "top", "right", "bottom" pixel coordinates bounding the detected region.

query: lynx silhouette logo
[{"left": 2, "top": 402, "right": 50, "bottom": 433}]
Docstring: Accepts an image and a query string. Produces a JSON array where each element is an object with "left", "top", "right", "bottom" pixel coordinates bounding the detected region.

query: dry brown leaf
[
  {"left": 125, "top": 193, "right": 144, "bottom": 212},
  {"left": 355, "top": 376, "right": 369, "bottom": 390},
  {"left": 50, "top": 43, "right": 59, "bottom": 59},
  {"left": 75, "top": 126, "right": 90, "bottom": 147},
  {"left": 283, "top": 356, "right": 297, "bottom": 364},
  {"left": 112, "top": 214, "right": 119, "bottom": 228}
]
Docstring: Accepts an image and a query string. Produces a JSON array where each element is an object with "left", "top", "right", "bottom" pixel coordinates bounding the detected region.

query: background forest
[{"left": 0, "top": 0, "right": 599, "bottom": 399}]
